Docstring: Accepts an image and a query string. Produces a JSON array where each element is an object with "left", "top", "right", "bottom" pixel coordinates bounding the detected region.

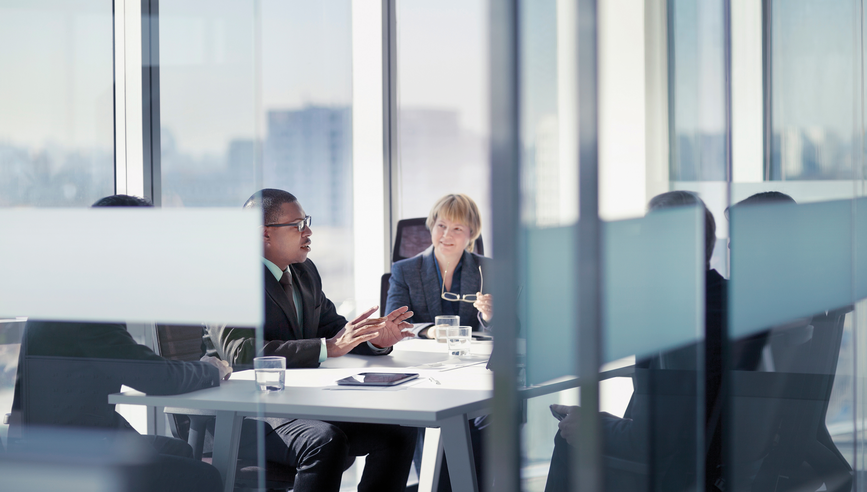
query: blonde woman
[{"left": 386, "top": 193, "right": 492, "bottom": 335}]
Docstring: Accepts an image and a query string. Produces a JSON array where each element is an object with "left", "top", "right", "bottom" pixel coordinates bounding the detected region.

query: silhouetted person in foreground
[
  {"left": 545, "top": 190, "right": 724, "bottom": 492},
  {"left": 9, "top": 194, "right": 228, "bottom": 492}
]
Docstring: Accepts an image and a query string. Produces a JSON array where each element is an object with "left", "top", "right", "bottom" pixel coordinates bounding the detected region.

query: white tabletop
[{"left": 110, "top": 339, "right": 494, "bottom": 425}]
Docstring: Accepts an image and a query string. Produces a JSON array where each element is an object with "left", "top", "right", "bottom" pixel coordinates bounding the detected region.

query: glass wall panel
[
  {"left": 395, "top": 0, "right": 491, "bottom": 245},
  {"left": 0, "top": 0, "right": 114, "bottom": 207},
  {"left": 159, "top": 0, "right": 356, "bottom": 307},
  {"left": 0, "top": 0, "right": 114, "bottom": 460},
  {"left": 670, "top": 0, "right": 727, "bottom": 182},
  {"left": 159, "top": 0, "right": 257, "bottom": 207},
  {"left": 515, "top": 1, "right": 577, "bottom": 490},
  {"left": 769, "top": 0, "right": 857, "bottom": 181},
  {"left": 724, "top": 2, "right": 863, "bottom": 490}
]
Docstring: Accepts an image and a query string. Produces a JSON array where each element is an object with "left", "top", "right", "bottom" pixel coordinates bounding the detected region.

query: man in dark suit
[{"left": 209, "top": 188, "right": 418, "bottom": 492}]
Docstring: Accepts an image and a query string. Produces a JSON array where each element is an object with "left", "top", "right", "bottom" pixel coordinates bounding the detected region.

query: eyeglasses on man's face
[
  {"left": 265, "top": 215, "right": 312, "bottom": 232},
  {"left": 441, "top": 266, "right": 484, "bottom": 303}
]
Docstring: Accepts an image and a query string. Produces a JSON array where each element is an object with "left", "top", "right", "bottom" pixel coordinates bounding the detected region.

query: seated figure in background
[{"left": 545, "top": 190, "right": 724, "bottom": 492}]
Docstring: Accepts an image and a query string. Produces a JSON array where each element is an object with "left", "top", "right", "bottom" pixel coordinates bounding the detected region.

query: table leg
[
  {"left": 418, "top": 427, "right": 444, "bottom": 492},
  {"left": 155, "top": 406, "right": 166, "bottom": 436},
  {"left": 145, "top": 406, "right": 165, "bottom": 436},
  {"left": 440, "top": 414, "right": 478, "bottom": 492},
  {"left": 212, "top": 410, "right": 243, "bottom": 492}
]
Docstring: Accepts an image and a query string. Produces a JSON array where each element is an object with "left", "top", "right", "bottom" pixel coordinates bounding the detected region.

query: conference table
[{"left": 109, "top": 339, "right": 494, "bottom": 492}]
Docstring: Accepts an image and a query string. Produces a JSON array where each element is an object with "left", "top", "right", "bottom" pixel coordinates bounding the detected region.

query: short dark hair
[
  {"left": 735, "top": 191, "right": 796, "bottom": 207},
  {"left": 725, "top": 191, "right": 796, "bottom": 219},
  {"left": 243, "top": 189, "right": 298, "bottom": 224},
  {"left": 648, "top": 191, "right": 716, "bottom": 269},
  {"left": 91, "top": 195, "right": 153, "bottom": 208}
]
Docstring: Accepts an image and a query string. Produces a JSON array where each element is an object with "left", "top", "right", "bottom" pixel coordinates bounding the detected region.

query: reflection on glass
[
  {"left": 0, "top": 1, "right": 114, "bottom": 207},
  {"left": 726, "top": 192, "right": 853, "bottom": 490},
  {"left": 395, "top": 0, "right": 491, "bottom": 243},
  {"left": 670, "top": 0, "right": 727, "bottom": 181},
  {"left": 727, "top": 309, "right": 853, "bottom": 491},
  {"left": 544, "top": 191, "right": 711, "bottom": 492},
  {"left": 159, "top": 0, "right": 355, "bottom": 306},
  {"left": 770, "top": 0, "right": 857, "bottom": 180}
]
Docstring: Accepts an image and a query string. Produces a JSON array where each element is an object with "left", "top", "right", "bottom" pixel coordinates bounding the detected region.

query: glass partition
[
  {"left": 394, "top": 0, "right": 491, "bottom": 246},
  {"left": 159, "top": 0, "right": 356, "bottom": 309},
  {"left": 0, "top": 0, "right": 114, "bottom": 460},
  {"left": 0, "top": 0, "right": 114, "bottom": 207}
]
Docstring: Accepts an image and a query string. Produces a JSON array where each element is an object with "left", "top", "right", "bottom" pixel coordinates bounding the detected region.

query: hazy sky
[
  {"left": 1, "top": 0, "right": 862, "bottom": 155},
  {"left": 0, "top": 0, "right": 113, "bottom": 151}
]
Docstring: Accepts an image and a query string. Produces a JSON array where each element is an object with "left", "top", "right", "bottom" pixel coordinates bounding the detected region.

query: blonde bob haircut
[{"left": 426, "top": 194, "right": 482, "bottom": 253}]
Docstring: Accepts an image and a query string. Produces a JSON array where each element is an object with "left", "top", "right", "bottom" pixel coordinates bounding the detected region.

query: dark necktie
[{"left": 279, "top": 270, "right": 299, "bottom": 325}]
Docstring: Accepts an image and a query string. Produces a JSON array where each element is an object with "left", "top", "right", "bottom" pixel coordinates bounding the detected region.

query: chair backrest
[
  {"left": 153, "top": 324, "right": 206, "bottom": 362},
  {"left": 728, "top": 307, "right": 851, "bottom": 491},
  {"left": 392, "top": 217, "right": 484, "bottom": 263},
  {"left": 1, "top": 319, "right": 26, "bottom": 451},
  {"left": 380, "top": 274, "right": 391, "bottom": 318}
]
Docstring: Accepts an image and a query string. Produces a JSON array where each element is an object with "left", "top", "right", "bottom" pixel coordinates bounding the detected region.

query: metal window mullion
[
  {"left": 762, "top": 0, "right": 772, "bottom": 180},
  {"left": 487, "top": 0, "right": 522, "bottom": 491},
  {"left": 141, "top": 0, "right": 161, "bottom": 205},
  {"left": 383, "top": 0, "right": 398, "bottom": 268},
  {"left": 575, "top": 1, "right": 602, "bottom": 491}
]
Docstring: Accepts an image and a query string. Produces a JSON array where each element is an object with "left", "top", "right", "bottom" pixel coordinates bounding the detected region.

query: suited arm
[
  {"left": 41, "top": 322, "right": 220, "bottom": 395},
  {"left": 209, "top": 323, "right": 323, "bottom": 369}
]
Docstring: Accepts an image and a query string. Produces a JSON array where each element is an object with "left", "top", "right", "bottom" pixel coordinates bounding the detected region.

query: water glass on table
[
  {"left": 254, "top": 356, "right": 286, "bottom": 392},
  {"left": 446, "top": 326, "right": 472, "bottom": 357},
  {"left": 434, "top": 315, "right": 460, "bottom": 343}
]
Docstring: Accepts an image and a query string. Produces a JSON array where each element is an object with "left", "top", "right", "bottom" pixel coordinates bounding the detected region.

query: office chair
[
  {"left": 0, "top": 319, "right": 26, "bottom": 455},
  {"left": 740, "top": 307, "right": 853, "bottom": 492},
  {"left": 599, "top": 307, "right": 853, "bottom": 492},
  {"left": 380, "top": 218, "right": 485, "bottom": 315},
  {"left": 155, "top": 324, "right": 298, "bottom": 491},
  {"left": 694, "top": 307, "right": 852, "bottom": 492}
]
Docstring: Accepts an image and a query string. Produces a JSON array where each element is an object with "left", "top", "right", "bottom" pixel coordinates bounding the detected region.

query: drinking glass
[
  {"left": 446, "top": 326, "right": 472, "bottom": 357},
  {"left": 254, "top": 356, "right": 286, "bottom": 392},
  {"left": 434, "top": 315, "right": 460, "bottom": 343}
]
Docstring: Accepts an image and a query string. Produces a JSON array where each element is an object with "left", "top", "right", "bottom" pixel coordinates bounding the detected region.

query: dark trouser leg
[
  {"left": 152, "top": 453, "right": 224, "bottom": 492},
  {"left": 329, "top": 421, "right": 418, "bottom": 492},
  {"left": 544, "top": 432, "right": 571, "bottom": 492},
  {"left": 143, "top": 434, "right": 195, "bottom": 458},
  {"left": 142, "top": 435, "right": 223, "bottom": 492},
  {"left": 260, "top": 418, "right": 350, "bottom": 492}
]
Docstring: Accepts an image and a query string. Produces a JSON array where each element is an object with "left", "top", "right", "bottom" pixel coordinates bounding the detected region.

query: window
[{"left": 0, "top": 0, "right": 114, "bottom": 207}]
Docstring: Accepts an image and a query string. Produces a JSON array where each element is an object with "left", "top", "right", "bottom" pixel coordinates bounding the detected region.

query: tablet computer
[{"left": 336, "top": 372, "right": 419, "bottom": 386}]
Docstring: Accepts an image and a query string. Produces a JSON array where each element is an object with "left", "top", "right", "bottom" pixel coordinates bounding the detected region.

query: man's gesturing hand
[
  {"left": 369, "top": 306, "right": 414, "bottom": 349},
  {"left": 326, "top": 306, "right": 391, "bottom": 358}
]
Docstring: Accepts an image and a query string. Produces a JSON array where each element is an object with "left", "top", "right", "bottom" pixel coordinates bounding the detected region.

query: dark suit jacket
[
  {"left": 10, "top": 320, "right": 220, "bottom": 434},
  {"left": 386, "top": 246, "right": 487, "bottom": 330},
  {"left": 601, "top": 269, "right": 729, "bottom": 464},
  {"left": 211, "top": 260, "right": 390, "bottom": 369}
]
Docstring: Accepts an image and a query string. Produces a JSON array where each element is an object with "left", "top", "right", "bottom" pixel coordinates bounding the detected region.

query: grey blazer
[{"left": 386, "top": 245, "right": 487, "bottom": 330}]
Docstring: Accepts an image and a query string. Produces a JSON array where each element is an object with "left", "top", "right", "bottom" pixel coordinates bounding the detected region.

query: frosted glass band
[{"left": 0, "top": 208, "right": 263, "bottom": 326}]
